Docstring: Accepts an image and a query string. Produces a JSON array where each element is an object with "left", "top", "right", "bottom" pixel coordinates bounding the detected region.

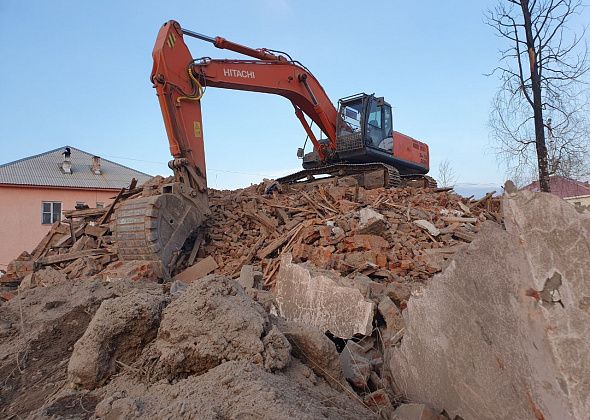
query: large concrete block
[
  {"left": 389, "top": 191, "right": 590, "bottom": 420},
  {"left": 275, "top": 255, "right": 374, "bottom": 338}
]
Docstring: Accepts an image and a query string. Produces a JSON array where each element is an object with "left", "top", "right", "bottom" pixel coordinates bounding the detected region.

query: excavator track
[
  {"left": 113, "top": 193, "right": 205, "bottom": 274},
  {"left": 276, "top": 162, "right": 401, "bottom": 188},
  {"left": 424, "top": 175, "right": 438, "bottom": 189},
  {"left": 385, "top": 165, "right": 402, "bottom": 188},
  {"left": 399, "top": 174, "right": 438, "bottom": 189}
]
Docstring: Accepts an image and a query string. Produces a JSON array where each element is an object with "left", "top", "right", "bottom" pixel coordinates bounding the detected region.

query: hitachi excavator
[{"left": 113, "top": 20, "right": 435, "bottom": 273}]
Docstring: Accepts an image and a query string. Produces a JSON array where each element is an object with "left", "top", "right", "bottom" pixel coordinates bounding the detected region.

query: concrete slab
[
  {"left": 275, "top": 255, "right": 374, "bottom": 338},
  {"left": 388, "top": 190, "right": 590, "bottom": 420}
]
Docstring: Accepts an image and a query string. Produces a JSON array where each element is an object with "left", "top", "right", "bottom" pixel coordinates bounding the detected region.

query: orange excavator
[{"left": 113, "top": 20, "right": 435, "bottom": 273}]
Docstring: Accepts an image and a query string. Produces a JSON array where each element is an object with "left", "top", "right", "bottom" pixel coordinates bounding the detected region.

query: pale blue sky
[{"left": 1, "top": 1, "right": 585, "bottom": 193}]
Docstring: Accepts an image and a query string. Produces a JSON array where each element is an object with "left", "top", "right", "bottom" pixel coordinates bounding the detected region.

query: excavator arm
[{"left": 150, "top": 20, "right": 339, "bottom": 188}]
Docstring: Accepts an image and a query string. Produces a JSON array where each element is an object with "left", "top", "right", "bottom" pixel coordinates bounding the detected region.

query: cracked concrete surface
[
  {"left": 275, "top": 255, "right": 374, "bottom": 338},
  {"left": 389, "top": 190, "right": 590, "bottom": 420}
]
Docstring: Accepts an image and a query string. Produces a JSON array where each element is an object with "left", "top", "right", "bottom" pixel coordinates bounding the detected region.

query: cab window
[
  {"left": 338, "top": 100, "right": 363, "bottom": 136},
  {"left": 383, "top": 105, "right": 393, "bottom": 137},
  {"left": 367, "top": 101, "right": 382, "bottom": 128}
]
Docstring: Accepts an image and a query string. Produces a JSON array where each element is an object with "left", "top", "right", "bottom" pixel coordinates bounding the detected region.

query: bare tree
[
  {"left": 437, "top": 159, "right": 458, "bottom": 188},
  {"left": 487, "top": 0, "right": 590, "bottom": 192}
]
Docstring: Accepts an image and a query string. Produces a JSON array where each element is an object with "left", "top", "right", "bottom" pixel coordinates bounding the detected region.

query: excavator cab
[
  {"left": 301, "top": 92, "right": 429, "bottom": 183},
  {"left": 336, "top": 93, "right": 394, "bottom": 154},
  {"left": 332, "top": 93, "right": 429, "bottom": 177}
]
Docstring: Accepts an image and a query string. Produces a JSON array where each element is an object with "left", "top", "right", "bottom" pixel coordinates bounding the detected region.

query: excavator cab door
[
  {"left": 366, "top": 96, "right": 393, "bottom": 153},
  {"left": 336, "top": 93, "right": 393, "bottom": 154}
]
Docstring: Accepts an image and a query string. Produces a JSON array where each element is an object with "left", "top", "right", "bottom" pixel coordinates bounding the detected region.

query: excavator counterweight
[{"left": 112, "top": 20, "right": 436, "bottom": 273}]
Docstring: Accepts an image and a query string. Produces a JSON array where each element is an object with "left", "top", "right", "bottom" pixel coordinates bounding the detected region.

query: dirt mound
[
  {"left": 68, "top": 290, "right": 169, "bottom": 389},
  {"left": 150, "top": 275, "right": 290, "bottom": 380},
  {"left": 0, "top": 278, "right": 152, "bottom": 418},
  {"left": 1, "top": 265, "right": 375, "bottom": 419},
  {"left": 96, "top": 360, "right": 376, "bottom": 420}
]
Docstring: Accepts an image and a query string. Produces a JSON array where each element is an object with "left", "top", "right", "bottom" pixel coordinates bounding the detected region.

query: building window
[
  {"left": 96, "top": 202, "right": 104, "bottom": 208},
  {"left": 42, "top": 202, "right": 62, "bottom": 225}
]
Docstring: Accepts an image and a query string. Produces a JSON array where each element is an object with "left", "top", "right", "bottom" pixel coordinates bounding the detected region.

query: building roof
[
  {"left": 0, "top": 146, "right": 152, "bottom": 190},
  {"left": 521, "top": 175, "right": 590, "bottom": 199}
]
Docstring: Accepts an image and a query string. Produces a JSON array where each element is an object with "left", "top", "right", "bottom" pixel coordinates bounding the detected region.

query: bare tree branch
[
  {"left": 487, "top": 0, "right": 590, "bottom": 190},
  {"left": 437, "top": 159, "right": 458, "bottom": 188}
]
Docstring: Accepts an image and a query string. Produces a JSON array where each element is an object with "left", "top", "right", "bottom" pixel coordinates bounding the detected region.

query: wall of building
[
  {"left": 0, "top": 185, "right": 117, "bottom": 269},
  {"left": 565, "top": 195, "right": 590, "bottom": 207}
]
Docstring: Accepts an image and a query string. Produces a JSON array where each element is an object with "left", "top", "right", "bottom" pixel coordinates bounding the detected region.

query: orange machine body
[{"left": 393, "top": 131, "right": 430, "bottom": 170}]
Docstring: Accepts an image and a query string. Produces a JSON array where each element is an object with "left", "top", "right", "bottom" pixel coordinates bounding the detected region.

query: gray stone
[
  {"left": 413, "top": 219, "right": 440, "bottom": 237},
  {"left": 358, "top": 207, "right": 388, "bottom": 235},
  {"left": 275, "top": 255, "right": 374, "bottom": 338},
  {"left": 35, "top": 267, "right": 67, "bottom": 287},
  {"left": 389, "top": 190, "right": 590, "bottom": 420},
  {"left": 277, "top": 318, "right": 346, "bottom": 389},
  {"left": 262, "top": 325, "right": 291, "bottom": 372},
  {"left": 378, "top": 296, "right": 404, "bottom": 338},
  {"left": 340, "top": 341, "right": 371, "bottom": 389},
  {"left": 19, "top": 273, "right": 35, "bottom": 289},
  {"left": 238, "top": 265, "right": 255, "bottom": 289},
  {"left": 169, "top": 279, "right": 187, "bottom": 297}
]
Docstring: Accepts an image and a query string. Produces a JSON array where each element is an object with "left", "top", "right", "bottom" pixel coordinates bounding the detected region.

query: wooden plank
[
  {"left": 31, "top": 221, "right": 61, "bottom": 259},
  {"left": 53, "top": 232, "right": 74, "bottom": 248},
  {"left": 433, "top": 187, "right": 454, "bottom": 193},
  {"left": 423, "top": 245, "right": 466, "bottom": 255},
  {"left": 243, "top": 234, "right": 267, "bottom": 265},
  {"left": 438, "top": 222, "right": 461, "bottom": 235},
  {"left": 53, "top": 222, "right": 85, "bottom": 248},
  {"left": 441, "top": 216, "right": 479, "bottom": 224},
  {"left": 261, "top": 200, "right": 316, "bottom": 214},
  {"left": 173, "top": 256, "right": 218, "bottom": 283},
  {"left": 244, "top": 209, "right": 278, "bottom": 232},
  {"left": 99, "top": 188, "right": 125, "bottom": 225},
  {"left": 120, "top": 187, "right": 143, "bottom": 199},
  {"left": 257, "top": 220, "right": 312, "bottom": 260},
  {"left": 453, "top": 230, "right": 476, "bottom": 243},
  {"left": 470, "top": 191, "right": 496, "bottom": 207},
  {"left": 38, "top": 249, "right": 109, "bottom": 265},
  {"left": 257, "top": 227, "right": 297, "bottom": 260},
  {"left": 84, "top": 224, "right": 109, "bottom": 238},
  {"left": 68, "top": 217, "right": 76, "bottom": 244},
  {"left": 187, "top": 233, "right": 204, "bottom": 266},
  {"left": 276, "top": 208, "right": 289, "bottom": 223},
  {"left": 63, "top": 208, "right": 106, "bottom": 218}
]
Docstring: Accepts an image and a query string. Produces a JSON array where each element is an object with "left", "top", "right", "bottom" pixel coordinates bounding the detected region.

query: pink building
[
  {"left": 0, "top": 146, "right": 151, "bottom": 270},
  {"left": 521, "top": 175, "right": 590, "bottom": 206}
]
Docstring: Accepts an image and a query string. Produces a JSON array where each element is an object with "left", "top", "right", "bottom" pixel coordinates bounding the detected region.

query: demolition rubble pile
[
  {"left": 0, "top": 175, "right": 500, "bottom": 298},
  {"left": 5, "top": 176, "right": 588, "bottom": 419},
  {"left": 0, "top": 176, "right": 502, "bottom": 419},
  {"left": 203, "top": 179, "right": 500, "bottom": 286}
]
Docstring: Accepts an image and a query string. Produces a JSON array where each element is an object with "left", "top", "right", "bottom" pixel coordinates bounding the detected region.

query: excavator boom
[{"left": 151, "top": 20, "right": 341, "bottom": 179}]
